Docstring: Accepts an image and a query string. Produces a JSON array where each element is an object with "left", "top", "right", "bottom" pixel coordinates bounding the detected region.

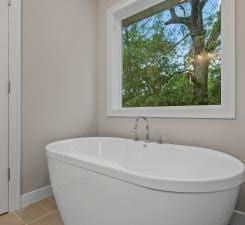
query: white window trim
[
  {"left": 8, "top": 0, "right": 21, "bottom": 211},
  {"left": 107, "top": 0, "right": 235, "bottom": 119}
]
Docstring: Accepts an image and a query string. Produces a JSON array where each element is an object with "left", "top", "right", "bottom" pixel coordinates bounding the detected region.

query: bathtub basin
[{"left": 46, "top": 137, "right": 245, "bottom": 225}]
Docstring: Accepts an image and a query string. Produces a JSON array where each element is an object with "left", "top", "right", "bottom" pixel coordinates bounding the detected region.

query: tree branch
[
  {"left": 205, "top": 9, "right": 221, "bottom": 51},
  {"left": 199, "top": 0, "right": 209, "bottom": 10},
  {"left": 163, "top": 33, "right": 191, "bottom": 55},
  {"left": 163, "top": 69, "right": 192, "bottom": 87},
  {"left": 165, "top": 8, "right": 191, "bottom": 28},
  {"left": 179, "top": 4, "right": 187, "bottom": 17}
]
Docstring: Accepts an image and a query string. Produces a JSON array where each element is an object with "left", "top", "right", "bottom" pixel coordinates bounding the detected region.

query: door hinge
[
  {"left": 8, "top": 0, "right": 11, "bottom": 6},
  {"left": 8, "top": 81, "right": 11, "bottom": 94},
  {"left": 8, "top": 168, "right": 10, "bottom": 181}
]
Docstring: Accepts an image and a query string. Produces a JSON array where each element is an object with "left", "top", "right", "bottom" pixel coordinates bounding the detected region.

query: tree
[
  {"left": 123, "top": 15, "right": 178, "bottom": 107},
  {"left": 122, "top": 0, "right": 221, "bottom": 107},
  {"left": 165, "top": 0, "right": 221, "bottom": 104}
]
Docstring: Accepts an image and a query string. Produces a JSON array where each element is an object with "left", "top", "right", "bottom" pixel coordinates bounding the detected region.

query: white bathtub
[{"left": 46, "top": 137, "right": 245, "bottom": 225}]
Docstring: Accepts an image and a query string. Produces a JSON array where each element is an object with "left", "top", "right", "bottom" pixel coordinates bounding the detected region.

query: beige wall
[
  {"left": 22, "top": 0, "right": 97, "bottom": 194},
  {"left": 97, "top": 0, "right": 245, "bottom": 210},
  {"left": 21, "top": 0, "right": 245, "bottom": 210}
]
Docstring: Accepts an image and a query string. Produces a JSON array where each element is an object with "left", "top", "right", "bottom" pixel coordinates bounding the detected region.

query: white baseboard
[
  {"left": 21, "top": 186, "right": 53, "bottom": 208},
  {"left": 233, "top": 210, "right": 245, "bottom": 216}
]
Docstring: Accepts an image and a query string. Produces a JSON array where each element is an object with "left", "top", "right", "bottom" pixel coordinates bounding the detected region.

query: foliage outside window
[{"left": 122, "top": 0, "right": 221, "bottom": 107}]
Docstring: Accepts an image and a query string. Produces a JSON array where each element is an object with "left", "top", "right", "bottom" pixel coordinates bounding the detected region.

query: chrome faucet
[{"left": 133, "top": 116, "right": 150, "bottom": 142}]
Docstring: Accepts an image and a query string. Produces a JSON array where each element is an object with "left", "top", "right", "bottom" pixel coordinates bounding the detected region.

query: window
[{"left": 107, "top": 0, "right": 235, "bottom": 118}]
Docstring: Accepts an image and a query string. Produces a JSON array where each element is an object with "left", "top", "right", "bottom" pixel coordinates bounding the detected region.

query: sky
[{"left": 123, "top": 0, "right": 221, "bottom": 69}]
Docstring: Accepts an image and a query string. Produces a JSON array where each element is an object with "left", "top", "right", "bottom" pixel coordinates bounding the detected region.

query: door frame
[{"left": 8, "top": 0, "right": 21, "bottom": 211}]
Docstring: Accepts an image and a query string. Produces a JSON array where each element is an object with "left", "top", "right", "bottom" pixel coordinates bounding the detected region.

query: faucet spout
[{"left": 133, "top": 116, "right": 150, "bottom": 142}]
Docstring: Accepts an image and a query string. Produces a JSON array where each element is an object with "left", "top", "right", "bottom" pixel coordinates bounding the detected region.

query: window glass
[{"left": 122, "top": 0, "right": 221, "bottom": 107}]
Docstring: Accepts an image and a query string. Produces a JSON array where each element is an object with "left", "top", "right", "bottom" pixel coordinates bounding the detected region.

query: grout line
[
  {"left": 27, "top": 210, "right": 58, "bottom": 224},
  {"left": 13, "top": 212, "right": 28, "bottom": 225},
  {"left": 12, "top": 198, "right": 58, "bottom": 225},
  {"left": 38, "top": 199, "right": 56, "bottom": 212},
  {"left": 47, "top": 196, "right": 56, "bottom": 203}
]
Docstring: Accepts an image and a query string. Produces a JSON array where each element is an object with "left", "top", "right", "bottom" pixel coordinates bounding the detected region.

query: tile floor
[
  {"left": 0, "top": 197, "right": 244, "bottom": 225},
  {"left": 0, "top": 198, "right": 63, "bottom": 225}
]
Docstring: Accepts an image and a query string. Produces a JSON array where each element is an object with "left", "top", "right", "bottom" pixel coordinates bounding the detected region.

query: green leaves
[{"left": 122, "top": 0, "right": 221, "bottom": 108}]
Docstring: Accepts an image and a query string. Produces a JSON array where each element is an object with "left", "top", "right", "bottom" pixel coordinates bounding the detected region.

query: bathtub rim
[{"left": 46, "top": 137, "right": 245, "bottom": 193}]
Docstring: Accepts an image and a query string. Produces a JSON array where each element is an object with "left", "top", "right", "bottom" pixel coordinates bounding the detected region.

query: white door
[{"left": 0, "top": 0, "right": 9, "bottom": 215}]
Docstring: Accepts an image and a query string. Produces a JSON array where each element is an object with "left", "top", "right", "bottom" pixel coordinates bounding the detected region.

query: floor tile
[
  {"left": 29, "top": 212, "right": 63, "bottom": 225},
  {"left": 49, "top": 196, "right": 55, "bottom": 202},
  {"left": 38, "top": 199, "right": 57, "bottom": 212},
  {"left": 15, "top": 202, "right": 50, "bottom": 224},
  {"left": 0, "top": 213, "right": 25, "bottom": 225}
]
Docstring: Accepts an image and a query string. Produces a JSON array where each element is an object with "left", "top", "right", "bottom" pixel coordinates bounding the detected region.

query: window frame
[{"left": 107, "top": 0, "right": 235, "bottom": 118}]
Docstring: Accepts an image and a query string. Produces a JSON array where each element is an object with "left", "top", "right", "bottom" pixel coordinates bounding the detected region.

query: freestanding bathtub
[{"left": 46, "top": 137, "right": 244, "bottom": 225}]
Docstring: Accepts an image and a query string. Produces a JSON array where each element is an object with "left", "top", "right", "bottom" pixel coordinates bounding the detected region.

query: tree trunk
[
  {"left": 190, "top": 0, "right": 209, "bottom": 104},
  {"left": 192, "top": 34, "right": 209, "bottom": 104},
  {"left": 164, "top": 0, "right": 214, "bottom": 104}
]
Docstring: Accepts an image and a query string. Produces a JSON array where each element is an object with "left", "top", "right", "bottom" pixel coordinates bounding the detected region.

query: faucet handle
[
  {"left": 157, "top": 134, "right": 168, "bottom": 144},
  {"left": 157, "top": 136, "right": 163, "bottom": 144},
  {"left": 131, "top": 130, "right": 138, "bottom": 141}
]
